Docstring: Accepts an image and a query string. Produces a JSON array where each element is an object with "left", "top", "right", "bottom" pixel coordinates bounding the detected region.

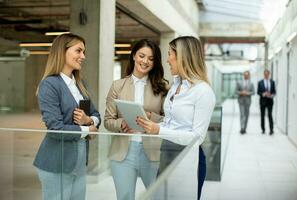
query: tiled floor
[{"left": 201, "top": 99, "right": 297, "bottom": 200}]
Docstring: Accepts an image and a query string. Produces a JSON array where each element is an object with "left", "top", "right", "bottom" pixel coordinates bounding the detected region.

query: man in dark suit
[{"left": 257, "top": 69, "right": 276, "bottom": 135}]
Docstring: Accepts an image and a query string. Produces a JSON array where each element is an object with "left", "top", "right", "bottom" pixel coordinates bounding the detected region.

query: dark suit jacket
[
  {"left": 257, "top": 79, "right": 276, "bottom": 105},
  {"left": 33, "top": 75, "right": 101, "bottom": 173}
]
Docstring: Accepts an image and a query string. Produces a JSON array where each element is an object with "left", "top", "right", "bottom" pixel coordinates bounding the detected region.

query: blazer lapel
[
  {"left": 58, "top": 75, "right": 79, "bottom": 106},
  {"left": 143, "top": 81, "right": 149, "bottom": 106},
  {"left": 261, "top": 80, "right": 265, "bottom": 90},
  {"left": 125, "top": 76, "right": 135, "bottom": 102}
]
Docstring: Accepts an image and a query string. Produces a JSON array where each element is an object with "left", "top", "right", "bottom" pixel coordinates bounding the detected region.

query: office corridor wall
[{"left": 267, "top": 0, "right": 297, "bottom": 145}]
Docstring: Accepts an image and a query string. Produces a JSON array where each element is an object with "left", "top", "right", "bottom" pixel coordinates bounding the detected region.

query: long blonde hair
[
  {"left": 38, "top": 33, "right": 89, "bottom": 97},
  {"left": 169, "top": 36, "right": 209, "bottom": 85}
]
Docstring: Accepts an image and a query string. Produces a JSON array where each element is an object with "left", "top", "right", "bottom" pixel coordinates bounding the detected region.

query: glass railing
[
  {"left": 202, "top": 106, "right": 223, "bottom": 181},
  {"left": 0, "top": 107, "right": 222, "bottom": 200},
  {"left": 138, "top": 134, "right": 201, "bottom": 200},
  {"left": 0, "top": 129, "right": 189, "bottom": 200}
]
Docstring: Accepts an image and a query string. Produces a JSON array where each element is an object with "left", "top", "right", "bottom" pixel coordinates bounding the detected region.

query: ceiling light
[
  {"left": 45, "top": 32, "right": 70, "bottom": 36},
  {"left": 115, "top": 50, "right": 131, "bottom": 54},
  {"left": 114, "top": 44, "right": 131, "bottom": 48},
  {"left": 19, "top": 43, "right": 52, "bottom": 47},
  {"left": 29, "top": 50, "right": 50, "bottom": 55}
]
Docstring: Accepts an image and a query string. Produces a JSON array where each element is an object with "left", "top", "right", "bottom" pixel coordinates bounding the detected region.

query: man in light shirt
[
  {"left": 236, "top": 71, "right": 255, "bottom": 134},
  {"left": 257, "top": 69, "right": 276, "bottom": 135}
]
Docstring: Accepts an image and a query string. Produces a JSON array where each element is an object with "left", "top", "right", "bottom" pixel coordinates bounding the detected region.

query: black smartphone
[{"left": 79, "top": 99, "right": 90, "bottom": 116}]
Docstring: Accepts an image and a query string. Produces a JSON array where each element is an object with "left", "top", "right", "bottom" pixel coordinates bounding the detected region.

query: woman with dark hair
[
  {"left": 136, "top": 36, "right": 216, "bottom": 200},
  {"left": 104, "top": 39, "right": 168, "bottom": 200}
]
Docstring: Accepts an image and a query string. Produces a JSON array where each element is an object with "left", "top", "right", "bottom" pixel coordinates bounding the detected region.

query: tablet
[{"left": 114, "top": 99, "right": 148, "bottom": 132}]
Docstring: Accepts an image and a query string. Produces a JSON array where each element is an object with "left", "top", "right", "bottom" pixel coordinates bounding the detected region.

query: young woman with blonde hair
[
  {"left": 34, "top": 33, "right": 100, "bottom": 200},
  {"left": 137, "top": 36, "right": 216, "bottom": 200}
]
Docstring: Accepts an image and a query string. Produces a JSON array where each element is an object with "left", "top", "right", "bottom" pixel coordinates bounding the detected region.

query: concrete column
[
  {"left": 160, "top": 32, "right": 177, "bottom": 83},
  {"left": 98, "top": 0, "right": 115, "bottom": 120},
  {"left": 97, "top": 0, "right": 115, "bottom": 174},
  {"left": 70, "top": 0, "right": 100, "bottom": 103},
  {"left": 70, "top": 0, "right": 115, "bottom": 175}
]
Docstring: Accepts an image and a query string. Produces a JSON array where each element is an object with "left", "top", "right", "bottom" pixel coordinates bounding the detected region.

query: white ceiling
[{"left": 200, "top": 0, "right": 288, "bottom": 33}]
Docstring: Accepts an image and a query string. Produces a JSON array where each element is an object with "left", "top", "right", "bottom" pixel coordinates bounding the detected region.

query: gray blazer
[
  {"left": 33, "top": 75, "right": 100, "bottom": 173},
  {"left": 235, "top": 80, "right": 255, "bottom": 105}
]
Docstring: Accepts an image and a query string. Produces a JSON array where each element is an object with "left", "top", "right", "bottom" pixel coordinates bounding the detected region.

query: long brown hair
[
  {"left": 169, "top": 36, "right": 209, "bottom": 85},
  {"left": 125, "top": 39, "right": 168, "bottom": 96},
  {"left": 37, "top": 33, "right": 89, "bottom": 97}
]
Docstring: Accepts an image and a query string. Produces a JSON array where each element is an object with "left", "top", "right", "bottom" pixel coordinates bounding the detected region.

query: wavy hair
[{"left": 125, "top": 39, "right": 168, "bottom": 96}]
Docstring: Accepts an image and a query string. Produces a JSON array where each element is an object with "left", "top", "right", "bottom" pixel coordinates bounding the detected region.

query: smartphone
[{"left": 79, "top": 99, "right": 90, "bottom": 116}]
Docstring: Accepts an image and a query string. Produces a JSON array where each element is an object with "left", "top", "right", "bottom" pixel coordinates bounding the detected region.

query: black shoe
[
  {"left": 270, "top": 131, "right": 274, "bottom": 135},
  {"left": 262, "top": 130, "right": 265, "bottom": 134},
  {"left": 240, "top": 129, "right": 246, "bottom": 134}
]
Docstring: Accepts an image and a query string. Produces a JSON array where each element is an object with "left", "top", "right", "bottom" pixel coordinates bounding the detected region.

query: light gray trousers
[
  {"left": 37, "top": 139, "right": 87, "bottom": 200},
  {"left": 111, "top": 141, "right": 159, "bottom": 200},
  {"left": 239, "top": 103, "right": 251, "bottom": 131}
]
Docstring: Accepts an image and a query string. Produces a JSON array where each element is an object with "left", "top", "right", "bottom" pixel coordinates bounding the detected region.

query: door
[{"left": 287, "top": 38, "right": 297, "bottom": 143}]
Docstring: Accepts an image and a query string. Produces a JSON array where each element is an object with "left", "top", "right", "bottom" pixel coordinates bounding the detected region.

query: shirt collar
[
  {"left": 60, "top": 72, "right": 75, "bottom": 86},
  {"left": 173, "top": 75, "right": 181, "bottom": 85},
  {"left": 131, "top": 74, "right": 148, "bottom": 84},
  {"left": 173, "top": 75, "right": 192, "bottom": 88},
  {"left": 182, "top": 79, "right": 192, "bottom": 88}
]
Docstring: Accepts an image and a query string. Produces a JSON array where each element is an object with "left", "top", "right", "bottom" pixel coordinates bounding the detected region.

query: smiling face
[
  {"left": 63, "top": 41, "right": 85, "bottom": 73},
  {"left": 132, "top": 46, "right": 154, "bottom": 78},
  {"left": 167, "top": 47, "right": 178, "bottom": 76}
]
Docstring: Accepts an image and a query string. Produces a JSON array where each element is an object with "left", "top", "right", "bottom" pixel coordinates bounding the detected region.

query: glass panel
[
  {"left": 0, "top": 107, "right": 222, "bottom": 200},
  {"left": 0, "top": 129, "right": 47, "bottom": 200},
  {"left": 138, "top": 136, "right": 199, "bottom": 200},
  {"left": 202, "top": 106, "right": 223, "bottom": 181},
  {"left": 0, "top": 128, "right": 190, "bottom": 200}
]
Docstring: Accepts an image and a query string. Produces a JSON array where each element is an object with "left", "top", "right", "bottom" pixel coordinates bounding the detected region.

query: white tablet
[{"left": 114, "top": 99, "right": 148, "bottom": 132}]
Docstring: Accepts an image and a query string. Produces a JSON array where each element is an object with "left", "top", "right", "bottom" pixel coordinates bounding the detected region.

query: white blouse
[
  {"left": 60, "top": 72, "right": 99, "bottom": 134},
  {"left": 159, "top": 76, "right": 216, "bottom": 145},
  {"left": 131, "top": 74, "right": 148, "bottom": 142}
]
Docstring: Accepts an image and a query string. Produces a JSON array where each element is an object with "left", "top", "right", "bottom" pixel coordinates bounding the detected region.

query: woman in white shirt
[{"left": 136, "top": 36, "right": 216, "bottom": 200}]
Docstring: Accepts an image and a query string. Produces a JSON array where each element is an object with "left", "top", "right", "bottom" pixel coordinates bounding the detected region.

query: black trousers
[
  {"left": 198, "top": 147, "right": 206, "bottom": 200},
  {"left": 158, "top": 140, "right": 206, "bottom": 200},
  {"left": 260, "top": 98, "right": 274, "bottom": 132}
]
